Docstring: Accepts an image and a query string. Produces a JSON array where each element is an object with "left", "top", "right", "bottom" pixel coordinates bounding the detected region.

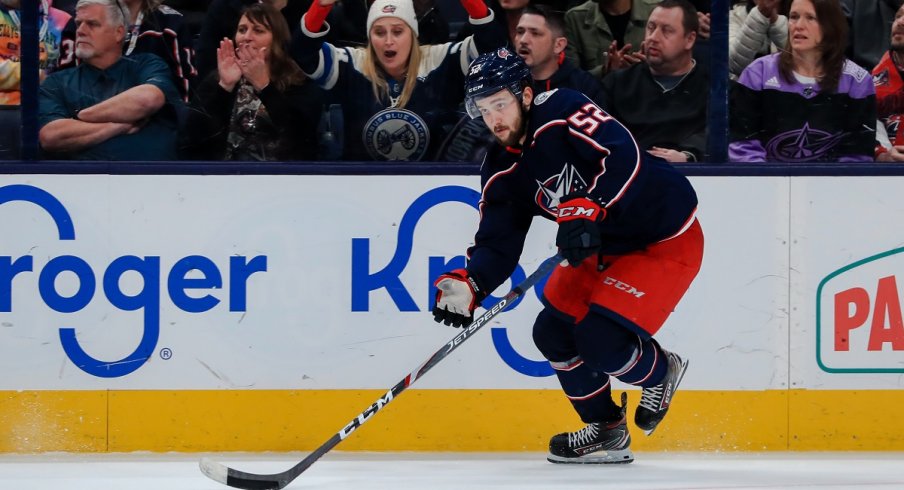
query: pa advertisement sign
[{"left": 817, "top": 247, "right": 904, "bottom": 373}]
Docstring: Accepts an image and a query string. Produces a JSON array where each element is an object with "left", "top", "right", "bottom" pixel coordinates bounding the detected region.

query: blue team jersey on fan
[{"left": 467, "top": 88, "right": 699, "bottom": 291}]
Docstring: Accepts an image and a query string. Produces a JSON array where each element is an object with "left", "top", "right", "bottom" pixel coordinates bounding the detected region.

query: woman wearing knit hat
[{"left": 291, "top": 0, "right": 506, "bottom": 161}]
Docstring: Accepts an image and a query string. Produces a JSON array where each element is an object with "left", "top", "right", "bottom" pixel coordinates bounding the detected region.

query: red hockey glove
[
  {"left": 304, "top": 0, "right": 334, "bottom": 33},
  {"left": 555, "top": 193, "right": 605, "bottom": 267},
  {"left": 433, "top": 269, "right": 486, "bottom": 328},
  {"left": 460, "top": 0, "right": 489, "bottom": 19}
]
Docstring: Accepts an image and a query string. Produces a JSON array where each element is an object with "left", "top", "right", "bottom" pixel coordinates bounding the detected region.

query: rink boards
[{"left": 2, "top": 175, "right": 904, "bottom": 452}]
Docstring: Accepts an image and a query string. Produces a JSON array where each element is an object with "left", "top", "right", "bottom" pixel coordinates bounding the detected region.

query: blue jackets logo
[
  {"left": 0, "top": 184, "right": 267, "bottom": 378},
  {"left": 350, "top": 185, "right": 554, "bottom": 377},
  {"left": 363, "top": 109, "right": 429, "bottom": 161}
]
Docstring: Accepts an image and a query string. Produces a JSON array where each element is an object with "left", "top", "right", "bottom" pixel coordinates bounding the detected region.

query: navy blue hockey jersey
[{"left": 467, "top": 88, "right": 699, "bottom": 292}]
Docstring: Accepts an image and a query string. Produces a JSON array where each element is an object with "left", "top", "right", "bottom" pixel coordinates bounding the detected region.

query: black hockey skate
[
  {"left": 547, "top": 392, "right": 633, "bottom": 464},
  {"left": 635, "top": 350, "right": 689, "bottom": 435}
]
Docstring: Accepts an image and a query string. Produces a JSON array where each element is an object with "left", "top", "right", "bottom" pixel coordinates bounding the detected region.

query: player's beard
[{"left": 493, "top": 105, "right": 527, "bottom": 147}]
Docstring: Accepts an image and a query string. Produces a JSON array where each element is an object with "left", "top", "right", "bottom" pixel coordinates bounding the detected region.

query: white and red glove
[
  {"left": 460, "top": 0, "right": 489, "bottom": 19},
  {"left": 432, "top": 269, "right": 485, "bottom": 328},
  {"left": 303, "top": 0, "right": 334, "bottom": 33},
  {"left": 556, "top": 193, "right": 605, "bottom": 267}
]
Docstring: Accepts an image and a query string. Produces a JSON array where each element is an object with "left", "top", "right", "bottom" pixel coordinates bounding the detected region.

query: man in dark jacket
[
  {"left": 516, "top": 4, "right": 605, "bottom": 105},
  {"left": 600, "top": 0, "right": 707, "bottom": 162}
]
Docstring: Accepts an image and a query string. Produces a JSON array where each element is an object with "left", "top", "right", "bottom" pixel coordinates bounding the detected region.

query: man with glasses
[
  {"left": 431, "top": 47, "right": 702, "bottom": 464},
  {"left": 38, "top": 0, "right": 182, "bottom": 160}
]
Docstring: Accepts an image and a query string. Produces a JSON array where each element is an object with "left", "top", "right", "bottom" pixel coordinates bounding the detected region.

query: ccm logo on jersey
[{"left": 603, "top": 276, "right": 645, "bottom": 298}]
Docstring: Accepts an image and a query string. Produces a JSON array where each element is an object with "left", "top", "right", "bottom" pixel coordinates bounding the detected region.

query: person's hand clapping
[
  {"left": 217, "top": 38, "right": 242, "bottom": 92},
  {"left": 606, "top": 41, "right": 645, "bottom": 73},
  {"left": 237, "top": 41, "right": 271, "bottom": 92}
]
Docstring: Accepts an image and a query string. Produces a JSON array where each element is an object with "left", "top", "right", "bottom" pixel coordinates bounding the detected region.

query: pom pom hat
[{"left": 366, "top": 0, "right": 419, "bottom": 37}]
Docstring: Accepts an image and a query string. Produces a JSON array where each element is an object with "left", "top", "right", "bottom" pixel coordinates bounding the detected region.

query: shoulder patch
[
  {"left": 534, "top": 89, "right": 557, "bottom": 105},
  {"left": 842, "top": 60, "right": 868, "bottom": 83}
]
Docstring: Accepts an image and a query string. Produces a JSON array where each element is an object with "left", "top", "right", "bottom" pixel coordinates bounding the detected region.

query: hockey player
[{"left": 431, "top": 48, "right": 703, "bottom": 464}]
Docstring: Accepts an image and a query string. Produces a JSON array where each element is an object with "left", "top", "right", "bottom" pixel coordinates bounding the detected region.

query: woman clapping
[{"left": 186, "top": 3, "right": 323, "bottom": 161}]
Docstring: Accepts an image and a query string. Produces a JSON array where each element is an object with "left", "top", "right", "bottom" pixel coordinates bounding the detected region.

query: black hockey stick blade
[{"left": 200, "top": 254, "right": 564, "bottom": 489}]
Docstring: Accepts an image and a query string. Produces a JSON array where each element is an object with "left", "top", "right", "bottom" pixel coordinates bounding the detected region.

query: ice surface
[{"left": 1, "top": 451, "right": 902, "bottom": 490}]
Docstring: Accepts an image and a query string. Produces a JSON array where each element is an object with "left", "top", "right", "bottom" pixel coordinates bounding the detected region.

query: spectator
[
  {"left": 564, "top": 0, "right": 654, "bottom": 80},
  {"left": 516, "top": 4, "right": 604, "bottom": 104},
  {"left": 291, "top": 0, "right": 506, "bottom": 161},
  {"left": 729, "top": 0, "right": 788, "bottom": 80},
  {"left": 599, "top": 0, "right": 708, "bottom": 162},
  {"left": 38, "top": 0, "right": 183, "bottom": 160},
  {"left": 730, "top": 0, "right": 876, "bottom": 163},
  {"left": 184, "top": 3, "right": 323, "bottom": 160},
  {"left": 1, "top": 0, "right": 71, "bottom": 105},
  {"left": 873, "top": 3, "right": 904, "bottom": 162},
  {"left": 196, "top": 0, "right": 304, "bottom": 80},
  {"left": 60, "top": 0, "right": 198, "bottom": 102},
  {"left": 842, "top": 0, "right": 903, "bottom": 72}
]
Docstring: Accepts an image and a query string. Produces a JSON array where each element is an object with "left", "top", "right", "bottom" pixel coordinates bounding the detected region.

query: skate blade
[
  {"left": 547, "top": 449, "right": 634, "bottom": 465},
  {"left": 643, "top": 358, "right": 690, "bottom": 436}
]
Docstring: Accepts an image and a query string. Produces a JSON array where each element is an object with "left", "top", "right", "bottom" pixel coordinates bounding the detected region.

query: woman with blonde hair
[
  {"left": 186, "top": 3, "right": 323, "bottom": 161},
  {"left": 291, "top": 0, "right": 505, "bottom": 161},
  {"left": 730, "top": 0, "right": 876, "bottom": 162}
]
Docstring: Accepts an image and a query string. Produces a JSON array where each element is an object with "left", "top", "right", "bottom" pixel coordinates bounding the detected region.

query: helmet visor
[{"left": 464, "top": 86, "right": 523, "bottom": 120}]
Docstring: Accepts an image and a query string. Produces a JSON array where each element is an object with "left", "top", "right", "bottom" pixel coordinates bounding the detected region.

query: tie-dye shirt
[{"left": 0, "top": 0, "right": 71, "bottom": 105}]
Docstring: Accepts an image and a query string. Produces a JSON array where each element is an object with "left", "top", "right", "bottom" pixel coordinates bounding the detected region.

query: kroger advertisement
[{"left": 0, "top": 175, "right": 901, "bottom": 391}]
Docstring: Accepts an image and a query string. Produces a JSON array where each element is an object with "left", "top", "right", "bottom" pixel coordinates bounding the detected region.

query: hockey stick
[{"left": 200, "top": 254, "right": 563, "bottom": 490}]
